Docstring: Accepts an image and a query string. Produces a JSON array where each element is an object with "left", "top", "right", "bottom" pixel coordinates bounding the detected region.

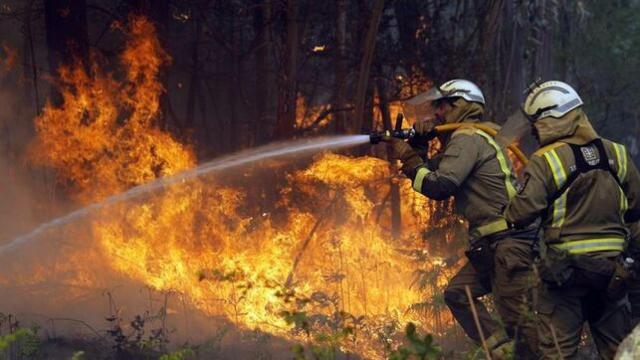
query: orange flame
[
  {"left": 0, "top": 43, "right": 17, "bottom": 72},
  {"left": 27, "top": 16, "right": 460, "bottom": 357}
]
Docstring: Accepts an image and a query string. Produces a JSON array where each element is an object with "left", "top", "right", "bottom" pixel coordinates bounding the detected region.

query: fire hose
[{"left": 369, "top": 118, "right": 529, "bottom": 166}]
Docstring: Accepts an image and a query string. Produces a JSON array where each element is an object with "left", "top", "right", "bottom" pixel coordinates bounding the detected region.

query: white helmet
[
  {"left": 406, "top": 79, "right": 485, "bottom": 107},
  {"left": 523, "top": 80, "right": 583, "bottom": 122}
]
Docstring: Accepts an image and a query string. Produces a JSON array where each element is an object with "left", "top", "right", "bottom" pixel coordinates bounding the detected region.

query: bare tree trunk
[
  {"left": 333, "top": 0, "right": 348, "bottom": 134},
  {"left": 44, "top": 0, "right": 89, "bottom": 104},
  {"left": 503, "top": 0, "right": 524, "bottom": 115},
  {"left": 352, "top": 0, "right": 385, "bottom": 134},
  {"left": 275, "top": 0, "right": 299, "bottom": 139},
  {"left": 150, "top": 0, "right": 171, "bottom": 131},
  {"left": 558, "top": 1, "right": 571, "bottom": 80},
  {"left": 376, "top": 76, "right": 401, "bottom": 239},
  {"left": 531, "top": 0, "right": 555, "bottom": 81},
  {"left": 216, "top": 14, "right": 240, "bottom": 154},
  {"left": 23, "top": 0, "right": 40, "bottom": 115},
  {"left": 488, "top": 0, "right": 524, "bottom": 117},
  {"left": 254, "top": 0, "right": 274, "bottom": 145},
  {"left": 185, "top": 19, "right": 201, "bottom": 130}
]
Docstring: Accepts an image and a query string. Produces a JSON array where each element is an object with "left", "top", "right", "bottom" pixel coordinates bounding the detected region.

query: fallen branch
[
  {"left": 549, "top": 323, "right": 565, "bottom": 360},
  {"left": 284, "top": 195, "right": 339, "bottom": 288},
  {"left": 464, "top": 285, "right": 492, "bottom": 360},
  {"left": 48, "top": 317, "right": 106, "bottom": 340},
  {"left": 296, "top": 106, "right": 354, "bottom": 135}
]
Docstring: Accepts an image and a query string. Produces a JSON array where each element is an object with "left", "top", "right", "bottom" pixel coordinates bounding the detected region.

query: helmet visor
[{"left": 403, "top": 88, "right": 443, "bottom": 124}]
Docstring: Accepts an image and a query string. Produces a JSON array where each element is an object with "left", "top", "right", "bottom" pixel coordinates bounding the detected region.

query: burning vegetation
[{"left": 14, "top": 15, "right": 467, "bottom": 359}]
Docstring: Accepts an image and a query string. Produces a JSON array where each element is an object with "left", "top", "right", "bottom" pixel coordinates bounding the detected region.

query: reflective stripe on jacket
[
  {"left": 411, "top": 124, "right": 517, "bottom": 240},
  {"left": 506, "top": 138, "right": 640, "bottom": 255}
]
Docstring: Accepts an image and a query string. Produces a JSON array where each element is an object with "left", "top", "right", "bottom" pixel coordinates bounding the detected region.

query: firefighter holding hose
[
  {"left": 505, "top": 81, "right": 640, "bottom": 359},
  {"left": 385, "top": 79, "right": 538, "bottom": 358}
]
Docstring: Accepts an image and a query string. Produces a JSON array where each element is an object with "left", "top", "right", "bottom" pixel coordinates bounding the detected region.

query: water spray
[{"left": 0, "top": 135, "right": 370, "bottom": 255}]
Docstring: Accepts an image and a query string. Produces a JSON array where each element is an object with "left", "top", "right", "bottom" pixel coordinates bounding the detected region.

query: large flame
[{"left": 26, "top": 16, "right": 461, "bottom": 357}]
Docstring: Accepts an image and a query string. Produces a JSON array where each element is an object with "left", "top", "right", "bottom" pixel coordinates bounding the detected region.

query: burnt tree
[
  {"left": 44, "top": 0, "right": 89, "bottom": 103},
  {"left": 275, "top": 0, "right": 299, "bottom": 139}
]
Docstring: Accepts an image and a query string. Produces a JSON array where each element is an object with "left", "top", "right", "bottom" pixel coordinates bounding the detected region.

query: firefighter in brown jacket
[
  {"left": 387, "top": 79, "right": 538, "bottom": 358},
  {"left": 505, "top": 80, "right": 640, "bottom": 359}
]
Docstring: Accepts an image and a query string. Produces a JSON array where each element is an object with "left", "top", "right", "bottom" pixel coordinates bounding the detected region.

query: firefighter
[
  {"left": 387, "top": 79, "right": 538, "bottom": 358},
  {"left": 505, "top": 80, "right": 640, "bottom": 359}
]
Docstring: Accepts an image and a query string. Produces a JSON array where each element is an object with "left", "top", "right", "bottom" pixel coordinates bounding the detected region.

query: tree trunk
[
  {"left": 333, "top": 0, "right": 348, "bottom": 134},
  {"left": 376, "top": 76, "right": 401, "bottom": 238},
  {"left": 352, "top": 0, "right": 385, "bottom": 134},
  {"left": 23, "top": 0, "right": 40, "bottom": 115},
  {"left": 531, "top": 0, "right": 555, "bottom": 81},
  {"left": 275, "top": 0, "right": 299, "bottom": 139},
  {"left": 491, "top": 0, "right": 524, "bottom": 117},
  {"left": 44, "top": 0, "right": 89, "bottom": 104},
  {"left": 504, "top": 0, "right": 524, "bottom": 115},
  {"left": 185, "top": 19, "right": 201, "bottom": 130},
  {"left": 253, "top": 0, "right": 274, "bottom": 145}
]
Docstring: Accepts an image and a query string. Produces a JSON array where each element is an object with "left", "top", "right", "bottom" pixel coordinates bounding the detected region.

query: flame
[
  {"left": 30, "top": 17, "right": 193, "bottom": 202},
  {"left": 0, "top": 43, "right": 16, "bottom": 72},
  {"left": 26, "top": 16, "right": 461, "bottom": 357}
]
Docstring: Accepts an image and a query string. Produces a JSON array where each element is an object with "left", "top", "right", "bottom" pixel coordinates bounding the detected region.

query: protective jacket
[
  {"left": 505, "top": 108, "right": 640, "bottom": 256},
  {"left": 405, "top": 102, "right": 517, "bottom": 240}
]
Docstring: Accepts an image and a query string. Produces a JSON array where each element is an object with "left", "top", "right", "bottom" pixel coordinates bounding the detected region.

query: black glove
[
  {"left": 413, "top": 120, "right": 438, "bottom": 138},
  {"left": 387, "top": 138, "right": 423, "bottom": 176},
  {"left": 409, "top": 120, "right": 437, "bottom": 158}
]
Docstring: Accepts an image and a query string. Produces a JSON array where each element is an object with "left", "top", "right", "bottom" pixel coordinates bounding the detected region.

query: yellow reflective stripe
[
  {"left": 552, "top": 193, "right": 568, "bottom": 228},
  {"left": 619, "top": 186, "right": 628, "bottom": 221},
  {"left": 475, "top": 130, "right": 517, "bottom": 200},
  {"left": 543, "top": 150, "right": 567, "bottom": 188},
  {"left": 552, "top": 238, "right": 625, "bottom": 254},
  {"left": 543, "top": 149, "right": 568, "bottom": 227},
  {"left": 612, "top": 143, "right": 629, "bottom": 221},
  {"left": 474, "top": 218, "right": 509, "bottom": 238},
  {"left": 412, "top": 166, "right": 430, "bottom": 193},
  {"left": 613, "top": 143, "right": 628, "bottom": 182}
]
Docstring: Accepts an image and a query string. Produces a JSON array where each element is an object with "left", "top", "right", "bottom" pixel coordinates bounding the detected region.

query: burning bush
[{"left": 22, "top": 16, "right": 464, "bottom": 358}]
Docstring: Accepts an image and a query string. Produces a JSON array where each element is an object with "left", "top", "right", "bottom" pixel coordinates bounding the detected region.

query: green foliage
[
  {"left": 277, "top": 285, "right": 367, "bottom": 359},
  {"left": 0, "top": 326, "right": 41, "bottom": 359},
  {"left": 159, "top": 347, "right": 196, "bottom": 360},
  {"left": 196, "top": 327, "right": 228, "bottom": 358},
  {"left": 105, "top": 309, "right": 170, "bottom": 358},
  {"left": 560, "top": 1, "right": 640, "bottom": 144},
  {"left": 389, "top": 323, "right": 441, "bottom": 360},
  {"left": 70, "top": 351, "right": 85, "bottom": 360}
]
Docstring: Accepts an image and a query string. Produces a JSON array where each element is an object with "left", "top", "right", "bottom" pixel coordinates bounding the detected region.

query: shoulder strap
[
  {"left": 542, "top": 139, "right": 630, "bottom": 237},
  {"left": 611, "top": 141, "right": 629, "bottom": 183},
  {"left": 546, "top": 139, "right": 619, "bottom": 203}
]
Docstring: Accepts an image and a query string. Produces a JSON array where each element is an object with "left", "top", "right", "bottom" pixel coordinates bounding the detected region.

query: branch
[
  {"left": 48, "top": 317, "right": 106, "bottom": 340},
  {"left": 296, "top": 106, "right": 354, "bottom": 135}
]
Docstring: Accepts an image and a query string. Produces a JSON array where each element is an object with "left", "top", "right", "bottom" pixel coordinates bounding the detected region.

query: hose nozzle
[{"left": 369, "top": 129, "right": 415, "bottom": 144}]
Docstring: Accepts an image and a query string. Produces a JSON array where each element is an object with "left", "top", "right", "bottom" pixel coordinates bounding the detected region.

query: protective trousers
[
  {"left": 444, "top": 237, "right": 538, "bottom": 358},
  {"left": 628, "top": 276, "right": 640, "bottom": 328},
  {"left": 537, "top": 258, "right": 631, "bottom": 359}
]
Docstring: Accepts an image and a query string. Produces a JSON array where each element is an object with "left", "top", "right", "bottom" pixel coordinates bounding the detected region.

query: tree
[
  {"left": 44, "top": 0, "right": 89, "bottom": 103},
  {"left": 254, "top": 0, "right": 275, "bottom": 145},
  {"left": 333, "top": 0, "right": 348, "bottom": 133},
  {"left": 352, "top": 0, "right": 385, "bottom": 134},
  {"left": 275, "top": 0, "right": 299, "bottom": 139}
]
